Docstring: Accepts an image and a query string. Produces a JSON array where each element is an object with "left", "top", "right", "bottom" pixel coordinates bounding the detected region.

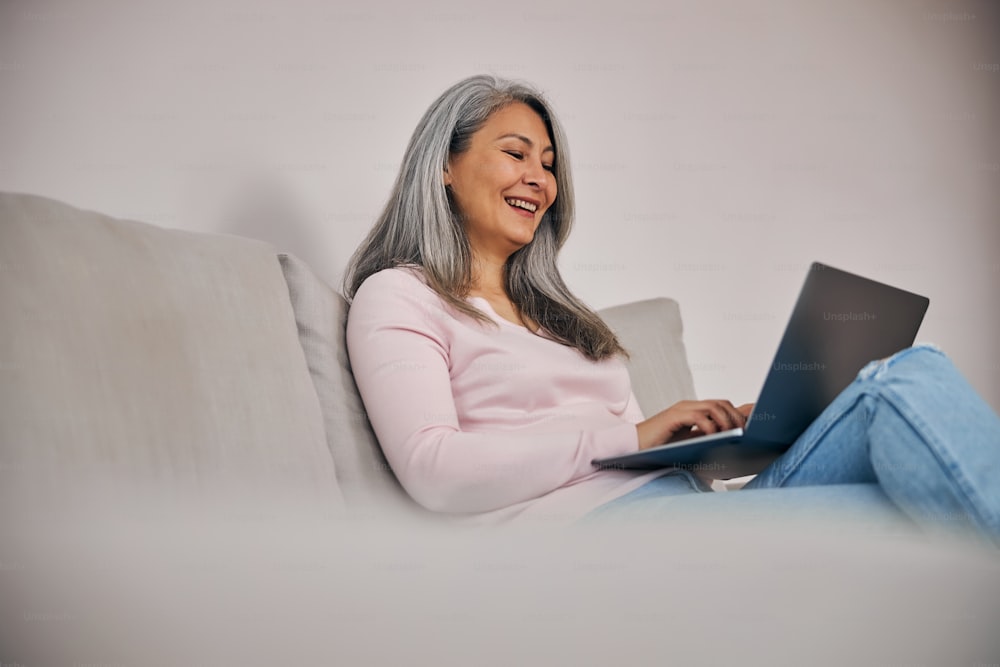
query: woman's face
[{"left": 444, "top": 102, "right": 557, "bottom": 263}]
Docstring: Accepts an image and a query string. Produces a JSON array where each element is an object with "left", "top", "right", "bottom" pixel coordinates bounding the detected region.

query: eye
[
  {"left": 543, "top": 164, "right": 555, "bottom": 173},
  {"left": 504, "top": 150, "right": 524, "bottom": 160}
]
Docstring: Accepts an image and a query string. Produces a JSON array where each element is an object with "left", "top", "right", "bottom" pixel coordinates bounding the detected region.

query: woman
[{"left": 344, "top": 75, "right": 1000, "bottom": 541}]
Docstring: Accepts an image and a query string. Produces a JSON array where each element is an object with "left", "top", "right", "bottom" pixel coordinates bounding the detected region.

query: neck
[{"left": 470, "top": 253, "right": 508, "bottom": 295}]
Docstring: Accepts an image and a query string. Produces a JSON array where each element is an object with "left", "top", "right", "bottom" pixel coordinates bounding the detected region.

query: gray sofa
[
  {"left": 2, "top": 191, "right": 998, "bottom": 665},
  {"left": 0, "top": 190, "right": 697, "bottom": 519}
]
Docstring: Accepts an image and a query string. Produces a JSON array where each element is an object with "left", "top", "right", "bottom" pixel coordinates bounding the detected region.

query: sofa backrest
[
  {"left": 0, "top": 192, "right": 344, "bottom": 514},
  {"left": 279, "top": 253, "right": 429, "bottom": 518}
]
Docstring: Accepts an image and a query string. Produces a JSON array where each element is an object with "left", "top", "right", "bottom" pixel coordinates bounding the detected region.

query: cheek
[{"left": 490, "top": 156, "right": 524, "bottom": 182}]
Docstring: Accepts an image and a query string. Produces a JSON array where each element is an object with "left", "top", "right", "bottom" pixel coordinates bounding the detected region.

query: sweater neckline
[{"left": 467, "top": 296, "right": 541, "bottom": 334}]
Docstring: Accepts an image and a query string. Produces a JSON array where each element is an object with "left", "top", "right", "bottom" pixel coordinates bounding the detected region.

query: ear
[{"left": 442, "top": 163, "right": 452, "bottom": 187}]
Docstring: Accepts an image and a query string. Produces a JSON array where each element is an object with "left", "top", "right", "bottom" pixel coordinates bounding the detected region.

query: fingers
[
  {"left": 642, "top": 399, "right": 750, "bottom": 450},
  {"left": 675, "top": 399, "right": 746, "bottom": 434},
  {"left": 687, "top": 408, "right": 719, "bottom": 435},
  {"left": 709, "top": 400, "right": 744, "bottom": 431}
]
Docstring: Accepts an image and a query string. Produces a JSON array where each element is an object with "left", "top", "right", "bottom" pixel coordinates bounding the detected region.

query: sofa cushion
[
  {"left": 0, "top": 192, "right": 344, "bottom": 513},
  {"left": 598, "top": 298, "right": 698, "bottom": 417},
  {"left": 278, "top": 253, "right": 429, "bottom": 518}
]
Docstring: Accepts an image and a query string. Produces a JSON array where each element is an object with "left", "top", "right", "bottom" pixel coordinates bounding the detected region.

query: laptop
[{"left": 592, "top": 262, "right": 930, "bottom": 478}]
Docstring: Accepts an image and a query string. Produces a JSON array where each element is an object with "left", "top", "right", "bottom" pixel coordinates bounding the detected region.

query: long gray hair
[{"left": 343, "top": 74, "right": 624, "bottom": 361}]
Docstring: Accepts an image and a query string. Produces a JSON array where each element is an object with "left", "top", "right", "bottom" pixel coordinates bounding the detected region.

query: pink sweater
[{"left": 346, "top": 267, "right": 672, "bottom": 525}]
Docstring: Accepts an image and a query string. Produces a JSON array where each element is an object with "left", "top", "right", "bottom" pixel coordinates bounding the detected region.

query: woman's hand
[{"left": 635, "top": 400, "right": 755, "bottom": 451}]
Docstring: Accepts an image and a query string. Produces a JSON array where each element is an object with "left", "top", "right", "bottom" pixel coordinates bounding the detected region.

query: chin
[{"left": 508, "top": 234, "right": 536, "bottom": 252}]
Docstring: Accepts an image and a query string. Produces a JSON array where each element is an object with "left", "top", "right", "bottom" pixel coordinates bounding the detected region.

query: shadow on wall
[{"left": 217, "top": 177, "right": 333, "bottom": 285}]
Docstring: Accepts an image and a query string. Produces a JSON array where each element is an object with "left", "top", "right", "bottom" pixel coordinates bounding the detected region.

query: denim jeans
[{"left": 581, "top": 345, "right": 1000, "bottom": 545}]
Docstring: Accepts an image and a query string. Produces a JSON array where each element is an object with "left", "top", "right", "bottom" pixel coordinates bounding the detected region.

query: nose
[{"left": 522, "top": 158, "right": 551, "bottom": 190}]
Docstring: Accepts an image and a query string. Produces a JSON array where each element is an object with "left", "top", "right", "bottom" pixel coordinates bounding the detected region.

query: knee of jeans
[{"left": 856, "top": 342, "right": 945, "bottom": 382}]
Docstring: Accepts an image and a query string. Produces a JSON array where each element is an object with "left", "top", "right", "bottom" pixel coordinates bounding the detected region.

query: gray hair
[{"left": 344, "top": 74, "right": 624, "bottom": 361}]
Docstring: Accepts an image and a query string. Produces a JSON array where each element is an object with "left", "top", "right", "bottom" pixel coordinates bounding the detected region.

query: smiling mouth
[{"left": 505, "top": 197, "right": 538, "bottom": 214}]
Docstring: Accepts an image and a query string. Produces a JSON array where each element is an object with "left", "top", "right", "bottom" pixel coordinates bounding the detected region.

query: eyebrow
[{"left": 495, "top": 133, "right": 555, "bottom": 155}]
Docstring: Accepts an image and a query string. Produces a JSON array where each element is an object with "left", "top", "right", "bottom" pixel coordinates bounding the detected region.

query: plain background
[{"left": 2, "top": 0, "right": 998, "bottom": 412}]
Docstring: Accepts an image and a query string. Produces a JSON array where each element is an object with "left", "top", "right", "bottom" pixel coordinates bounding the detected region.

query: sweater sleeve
[
  {"left": 345, "top": 269, "right": 640, "bottom": 514},
  {"left": 623, "top": 391, "right": 646, "bottom": 423}
]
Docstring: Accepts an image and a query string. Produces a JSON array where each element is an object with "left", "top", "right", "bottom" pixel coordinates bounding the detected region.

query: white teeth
[{"left": 505, "top": 198, "right": 537, "bottom": 213}]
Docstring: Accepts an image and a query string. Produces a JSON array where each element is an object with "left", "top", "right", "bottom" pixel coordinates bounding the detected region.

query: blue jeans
[{"left": 581, "top": 345, "right": 1000, "bottom": 545}]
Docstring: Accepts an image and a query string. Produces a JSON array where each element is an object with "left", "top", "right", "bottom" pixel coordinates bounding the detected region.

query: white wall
[{"left": 3, "top": 0, "right": 998, "bottom": 412}]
